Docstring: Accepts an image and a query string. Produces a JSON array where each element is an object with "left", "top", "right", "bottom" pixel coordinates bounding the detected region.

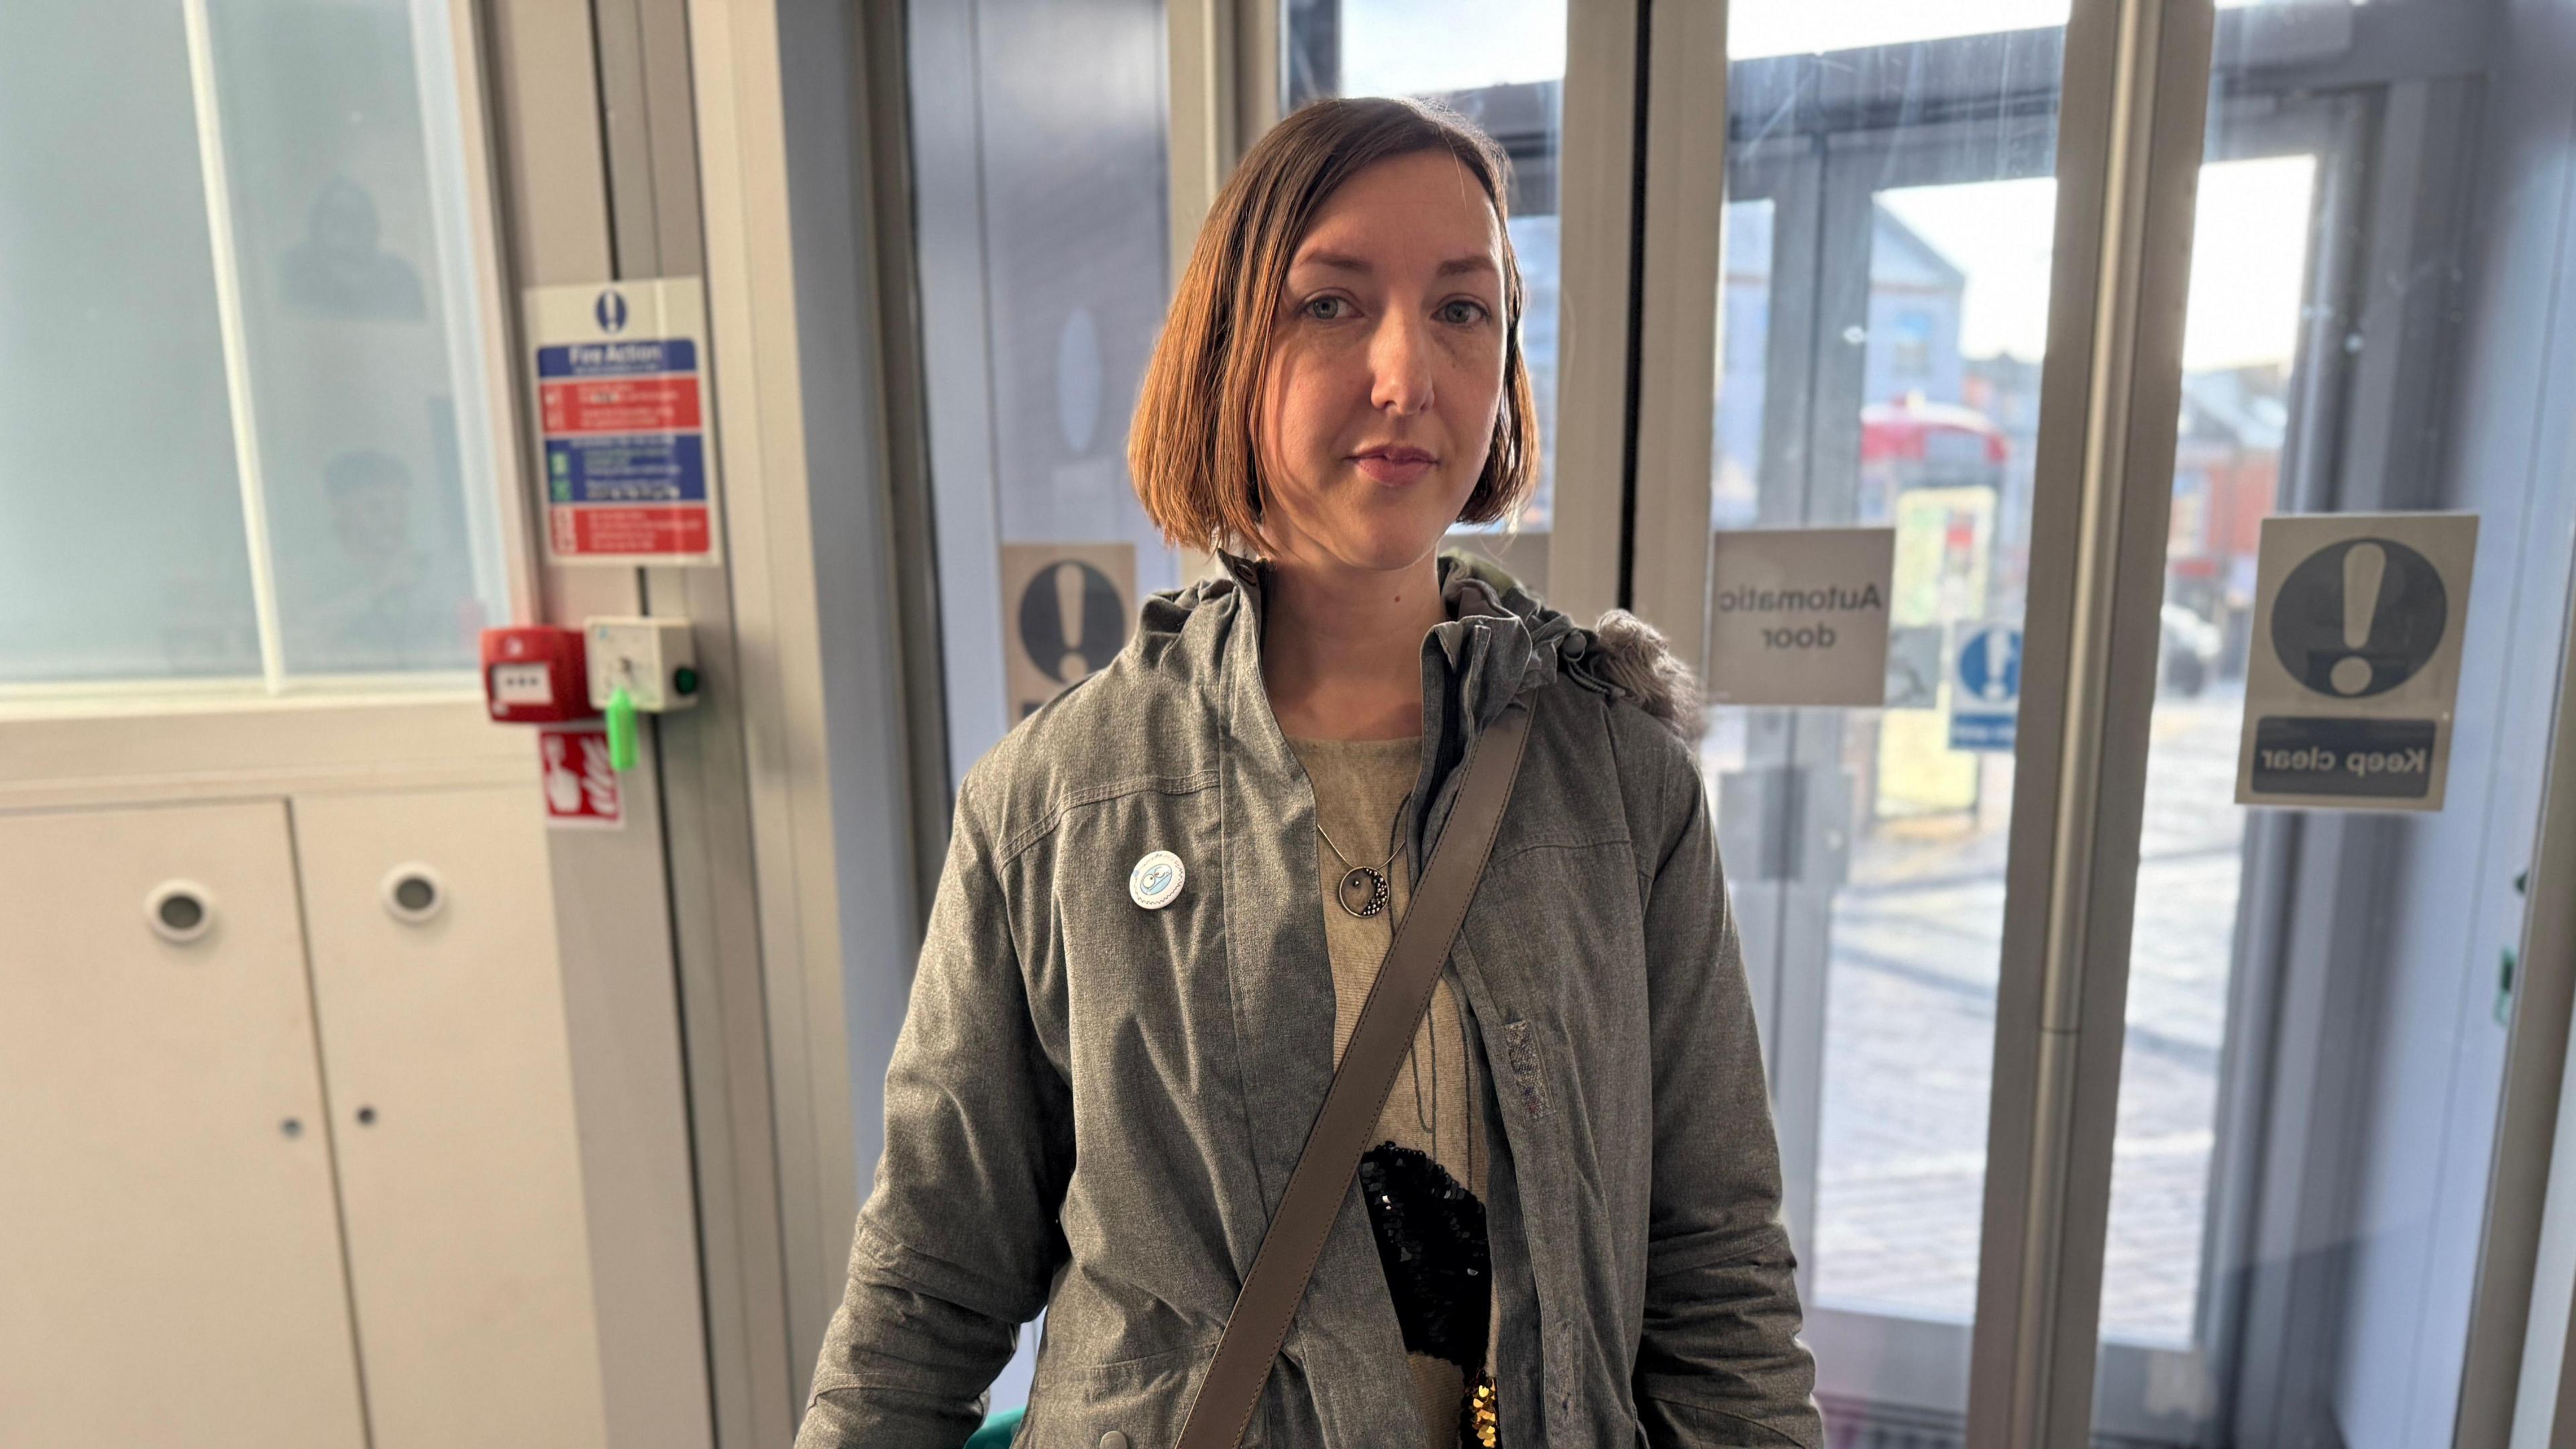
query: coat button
[{"left": 1099, "top": 1434, "right": 1130, "bottom": 1449}]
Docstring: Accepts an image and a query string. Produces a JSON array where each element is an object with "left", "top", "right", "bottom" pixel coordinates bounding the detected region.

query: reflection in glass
[
  {"left": 1731, "top": 0, "right": 2341, "bottom": 62},
  {"left": 1715, "top": 198, "right": 1775, "bottom": 530},
  {"left": 207, "top": 0, "right": 502, "bottom": 676},
  {"left": 0, "top": 1, "right": 506, "bottom": 689}
]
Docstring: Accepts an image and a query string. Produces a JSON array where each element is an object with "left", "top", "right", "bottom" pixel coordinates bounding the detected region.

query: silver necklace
[{"left": 1315, "top": 790, "right": 1411, "bottom": 918}]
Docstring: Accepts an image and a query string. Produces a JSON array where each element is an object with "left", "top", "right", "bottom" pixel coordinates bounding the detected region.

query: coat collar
[
  {"left": 1135, "top": 543, "right": 1695, "bottom": 755},
  {"left": 1155, "top": 545, "right": 1589, "bottom": 730},
  {"left": 1134, "top": 544, "right": 1703, "bottom": 870}
]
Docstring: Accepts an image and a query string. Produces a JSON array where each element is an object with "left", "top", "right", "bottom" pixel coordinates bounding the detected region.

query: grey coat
[{"left": 798, "top": 551, "right": 1821, "bottom": 1448}]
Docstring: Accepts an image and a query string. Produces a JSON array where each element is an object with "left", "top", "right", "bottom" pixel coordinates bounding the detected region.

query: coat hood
[{"left": 1135, "top": 546, "right": 1703, "bottom": 746}]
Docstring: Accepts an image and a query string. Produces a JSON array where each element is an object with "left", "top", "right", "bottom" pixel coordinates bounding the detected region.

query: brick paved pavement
[{"left": 1791, "top": 684, "right": 2247, "bottom": 1346}]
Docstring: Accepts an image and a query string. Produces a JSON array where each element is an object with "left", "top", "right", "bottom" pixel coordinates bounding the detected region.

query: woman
[{"left": 798, "top": 97, "right": 1819, "bottom": 1449}]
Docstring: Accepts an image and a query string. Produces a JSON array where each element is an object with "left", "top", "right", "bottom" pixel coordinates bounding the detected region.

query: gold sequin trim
[{"left": 1467, "top": 1371, "right": 1499, "bottom": 1447}]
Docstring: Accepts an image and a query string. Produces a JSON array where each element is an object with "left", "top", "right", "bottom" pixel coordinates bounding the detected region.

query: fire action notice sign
[{"left": 525, "top": 278, "right": 722, "bottom": 566}]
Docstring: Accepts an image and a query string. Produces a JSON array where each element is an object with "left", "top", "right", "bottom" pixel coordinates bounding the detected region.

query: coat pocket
[{"left": 1018, "top": 1339, "right": 1231, "bottom": 1449}]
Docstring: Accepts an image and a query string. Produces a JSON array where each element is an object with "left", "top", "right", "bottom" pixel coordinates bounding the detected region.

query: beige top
[{"left": 1283, "top": 731, "right": 1497, "bottom": 1448}]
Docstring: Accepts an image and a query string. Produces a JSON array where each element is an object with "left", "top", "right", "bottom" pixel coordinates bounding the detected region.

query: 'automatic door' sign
[
  {"left": 2236, "top": 513, "right": 2479, "bottom": 811},
  {"left": 1705, "top": 527, "right": 1896, "bottom": 707}
]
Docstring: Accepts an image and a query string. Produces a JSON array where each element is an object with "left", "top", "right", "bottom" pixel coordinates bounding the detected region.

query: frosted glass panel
[
  {"left": 0, "top": 0, "right": 502, "bottom": 689},
  {"left": 207, "top": 0, "right": 502, "bottom": 676},
  {"left": 0, "top": 4, "right": 261, "bottom": 684}
]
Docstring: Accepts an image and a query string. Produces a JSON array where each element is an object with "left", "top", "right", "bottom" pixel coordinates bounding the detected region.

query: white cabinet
[
  {"left": 296, "top": 786, "right": 606, "bottom": 1449},
  {"left": 1, "top": 801, "right": 367, "bottom": 1449},
  {"left": 0, "top": 786, "right": 608, "bottom": 1448}
]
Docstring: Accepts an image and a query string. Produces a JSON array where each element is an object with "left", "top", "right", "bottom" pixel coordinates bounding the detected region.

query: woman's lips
[{"left": 1352, "top": 449, "right": 1436, "bottom": 484}]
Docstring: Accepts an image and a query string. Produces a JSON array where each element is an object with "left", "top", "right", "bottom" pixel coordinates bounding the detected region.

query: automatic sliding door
[
  {"left": 1636, "top": 0, "right": 2576, "bottom": 1444},
  {"left": 2090, "top": 7, "right": 2576, "bottom": 1445},
  {"left": 1702, "top": 19, "right": 2074, "bottom": 1435}
]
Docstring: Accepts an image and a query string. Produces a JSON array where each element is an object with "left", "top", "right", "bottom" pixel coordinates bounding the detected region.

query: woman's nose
[{"left": 1368, "top": 314, "right": 1436, "bottom": 416}]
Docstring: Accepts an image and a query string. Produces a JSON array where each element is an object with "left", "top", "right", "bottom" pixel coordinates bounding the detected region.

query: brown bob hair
[{"left": 1128, "top": 97, "right": 1542, "bottom": 557}]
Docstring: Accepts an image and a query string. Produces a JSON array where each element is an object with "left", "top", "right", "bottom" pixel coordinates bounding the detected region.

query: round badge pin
[{"left": 1129, "top": 850, "right": 1186, "bottom": 910}]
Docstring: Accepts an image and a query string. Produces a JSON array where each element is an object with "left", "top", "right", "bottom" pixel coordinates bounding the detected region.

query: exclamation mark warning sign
[
  {"left": 2239, "top": 513, "right": 2478, "bottom": 811},
  {"left": 1000, "top": 542, "right": 1136, "bottom": 720}
]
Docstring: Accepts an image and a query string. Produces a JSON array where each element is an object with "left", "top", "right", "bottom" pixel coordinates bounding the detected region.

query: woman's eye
[
  {"left": 1303, "top": 295, "right": 1350, "bottom": 321},
  {"left": 1440, "top": 299, "right": 1491, "bottom": 326}
]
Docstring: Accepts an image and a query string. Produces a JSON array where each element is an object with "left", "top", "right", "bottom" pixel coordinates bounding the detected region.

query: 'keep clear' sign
[
  {"left": 1706, "top": 528, "right": 1896, "bottom": 707},
  {"left": 2237, "top": 513, "right": 2478, "bottom": 810}
]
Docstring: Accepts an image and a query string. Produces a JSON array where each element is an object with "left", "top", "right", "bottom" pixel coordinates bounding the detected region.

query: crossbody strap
[{"left": 1175, "top": 700, "right": 1535, "bottom": 1449}]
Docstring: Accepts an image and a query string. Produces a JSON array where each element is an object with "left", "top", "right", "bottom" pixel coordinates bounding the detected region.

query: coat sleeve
[
  {"left": 796, "top": 765, "right": 1073, "bottom": 1448},
  {"left": 1631, "top": 748, "right": 1823, "bottom": 1448}
]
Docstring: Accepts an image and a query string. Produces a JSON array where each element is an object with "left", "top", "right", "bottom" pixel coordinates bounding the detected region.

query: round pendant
[{"left": 1336, "top": 865, "right": 1390, "bottom": 918}]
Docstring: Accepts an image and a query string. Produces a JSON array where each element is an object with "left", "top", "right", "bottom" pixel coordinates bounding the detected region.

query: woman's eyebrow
[{"left": 1290, "top": 248, "right": 1500, "bottom": 279}]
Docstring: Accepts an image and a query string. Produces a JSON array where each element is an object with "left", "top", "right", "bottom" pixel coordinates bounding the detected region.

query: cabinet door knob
[
  {"left": 144, "top": 881, "right": 217, "bottom": 945},
  {"left": 380, "top": 863, "right": 447, "bottom": 924}
]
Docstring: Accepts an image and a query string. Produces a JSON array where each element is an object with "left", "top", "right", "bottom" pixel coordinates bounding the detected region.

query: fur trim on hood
[
  {"left": 1432, "top": 549, "right": 1705, "bottom": 744},
  {"left": 1581, "top": 608, "right": 1705, "bottom": 744}
]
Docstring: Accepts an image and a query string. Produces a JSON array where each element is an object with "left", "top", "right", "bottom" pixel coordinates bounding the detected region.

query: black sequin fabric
[{"left": 1356, "top": 1141, "right": 1493, "bottom": 1375}]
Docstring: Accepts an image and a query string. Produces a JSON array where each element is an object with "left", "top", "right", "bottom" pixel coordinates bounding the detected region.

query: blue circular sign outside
[{"left": 1958, "top": 625, "right": 2022, "bottom": 705}]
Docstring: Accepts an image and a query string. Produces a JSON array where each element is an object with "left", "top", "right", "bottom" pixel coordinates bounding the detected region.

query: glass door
[
  {"left": 1643, "top": 1, "right": 2576, "bottom": 1443},
  {"left": 1284, "top": 0, "right": 1577, "bottom": 596},
  {"left": 881, "top": 0, "right": 2576, "bottom": 1437},
  {"left": 2090, "top": 5, "right": 2576, "bottom": 1444},
  {"left": 1705, "top": 16, "right": 2074, "bottom": 1430}
]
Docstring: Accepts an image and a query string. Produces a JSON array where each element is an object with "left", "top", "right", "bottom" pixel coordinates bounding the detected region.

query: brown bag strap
[{"left": 1175, "top": 701, "right": 1535, "bottom": 1449}]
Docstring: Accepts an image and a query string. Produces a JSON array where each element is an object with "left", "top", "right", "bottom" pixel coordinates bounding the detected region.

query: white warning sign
[
  {"left": 2235, "top": 513, "right": 2478, "bottom": 811},
  {"left": 1001, "top": 542, "right": 1136, "bottom": 720}
]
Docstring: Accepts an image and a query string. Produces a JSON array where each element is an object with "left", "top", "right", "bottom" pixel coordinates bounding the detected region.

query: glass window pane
[
  {"left": 0, "top": 0, "right": 504, "bottom": 690},
  {"left": 1717, "top": 197, "right": 1775, "bottom": 530},
  {"left": 1293, "top": 0, "right": 1564, "bottom": 593},
  {"left": 0, "top": 4, "right": 262, "bottom": 685},
  {"left": 1731, "top": 0, "right": 2349, "bottom": 62},
  {"left": 2094, "top": 153, "right": 2314, "bottom": 1354},
  {"left": 207, "top": 0, "right": 504, "bottom": 677},
  {"left": 905, "top": 0, "right": 1173, "bottom": 1407},
  {"left": 2092, "top": 3, "right": 2576, "bottom": 1442},
  {"left": 914, "top": 0, "right": 1176, "bottom": 792},
  {"left": 1710, "top": 9, "right": 2067, "bottom": 1434}
]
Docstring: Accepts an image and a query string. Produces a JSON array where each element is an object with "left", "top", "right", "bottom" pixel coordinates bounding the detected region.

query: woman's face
[{"left": 1256, "top": 148, "right": 1509, "bottom": 575}]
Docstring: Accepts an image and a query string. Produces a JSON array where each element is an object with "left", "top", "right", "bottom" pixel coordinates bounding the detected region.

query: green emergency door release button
[{"left": 606, "top": 686, "right": 639, "bottom": 772}]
